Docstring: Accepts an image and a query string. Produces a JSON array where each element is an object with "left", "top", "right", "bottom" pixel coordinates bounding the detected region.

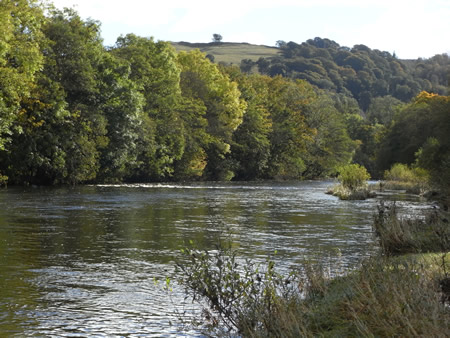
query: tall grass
[
  {"left": 373, "top": 201, "right": 450, "bottom": 255},
  {"left": 175, "top": 191, "right": 450, "bottom": 336},
  {"left": 176, "top": 241, "right": 450, "bottom": 336}
]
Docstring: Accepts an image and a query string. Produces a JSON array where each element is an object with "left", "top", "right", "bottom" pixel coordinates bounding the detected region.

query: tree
[
  {"left": 276, "top": 40, "right": 287, "bottom": 48},
  {"left": 266, "top": 77, "right": 315, "bottom": 179},
  {"left": 96, "top": 53, "right": 146, "bottom": 182},
  {"left": 376, "top": 92, "right": 450, "bottom": 184},
  {"left": 41, "top": 8, "right": 108, "bottom": 184},
  {"left": 112, "top": 34, "right": 185, "bottom": 181},
  {"left": 224, "top": 68, "right": 273, "bottom": 180},
  {"left": 367, "top": 95, "right": 403, "bottom": 125},
  {"left": 0, "top": 0, "right": 45, "bottom": 150},
  {"left": 302, "top": 91, "right": 356, "bottom": 178},
  {"left": 177, "top": 50, "right": 246, "bottom": 180},
  {"left": 212, "top": 33, "right": 223, "bottom": 43}
]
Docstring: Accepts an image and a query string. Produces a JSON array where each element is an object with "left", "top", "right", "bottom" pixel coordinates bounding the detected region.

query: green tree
[
  {"left": 42, "top": 8, "right": 108, "bottom": 184},
  {"left": 345, "top": 113, "right": 384, "bottom": 176},
  {"left": 96, "top": 53, "right": 146, "bottom": 182},
  {"left": 367, "top": 95, "right": 403, "bottom": 125},
  {"left": 112, "top": 34, "right": 185, "bottom": 180},
  {"left": 177, "top": 50, "right": 246, "bottom": 180},
  {"left": 302, "top": 92, "right": 356, "bottom": 178},
  {"left": 266, "top": 77, "right": 315, "bottom": 179},
  {"left": 376, "top": 92, "right": 450, "bottom": 180},
  {"left": 0, "top": 0, "right": 45, "bottom": 150},
  {"left": 212, "top": 33, "right": 223, "bottom": 43},
  {"left": 0, "top": 73, "right": 70, "bottom": 185},
  {"left": 224, "top": 68, "right": 273, "bottom": 180}
]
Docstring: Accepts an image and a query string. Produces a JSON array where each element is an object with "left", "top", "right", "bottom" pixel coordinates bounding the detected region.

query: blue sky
[{"left": 50, "top": 0, "right": 450, "bottom": 59}]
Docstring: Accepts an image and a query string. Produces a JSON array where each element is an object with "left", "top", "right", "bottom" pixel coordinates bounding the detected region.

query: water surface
[{"left": 0, "top": 181, "right": 428, "bottom": 336}]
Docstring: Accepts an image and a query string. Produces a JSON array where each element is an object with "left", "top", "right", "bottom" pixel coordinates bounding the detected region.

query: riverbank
[
  {"left": 255, "top": 253, "right": 450, "bottom": 337},
  {"left": 177, "top": 198, "right": 450, "bottom": 336}
]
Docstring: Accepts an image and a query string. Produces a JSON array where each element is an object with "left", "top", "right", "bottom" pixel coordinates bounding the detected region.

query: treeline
[
  {"left": 0, "top": 1, "right": 448, "bottom": 188},
  {"left": 242, "top": 37, "right": 449, "bottom": 111}
]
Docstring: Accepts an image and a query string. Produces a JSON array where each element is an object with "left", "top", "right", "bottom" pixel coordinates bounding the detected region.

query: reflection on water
[{"left": 0, "top": 181, "right": 429, "bottom": 336}]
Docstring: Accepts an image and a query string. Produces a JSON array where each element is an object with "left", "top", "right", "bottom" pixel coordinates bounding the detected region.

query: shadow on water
[{"left": 0, "top": 181, "right": 429, "bottom": 336}]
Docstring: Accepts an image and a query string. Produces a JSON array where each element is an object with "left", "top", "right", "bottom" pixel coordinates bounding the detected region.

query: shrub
[
  {"left": 384, "top": 163, "right": 416, "bottom": 182},
  {"left": 176, "top": 242, "right": 302, "bottom": 335},
  {"left": 326, "top": 164, "right": 373, "bottom": 200},
  {"left": 175, "top": 240, "right": 450, "bottom": 336},
  {"left": 338, "top": 164, "right": 370, "bottom": 191},
  {"left": 382, "top": 163, "right": 430, "bottom": 194}
]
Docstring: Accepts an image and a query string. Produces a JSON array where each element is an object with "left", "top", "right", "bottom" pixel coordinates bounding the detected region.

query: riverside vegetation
[
  {"left": 326, "top": 163, "right": 375, "bottom": 200},
  {"left": 176, "top": 202, "right": 450, "bottom": 336},
  {"left": 0, "top": 1, "right": 449, "bottom": 188}
]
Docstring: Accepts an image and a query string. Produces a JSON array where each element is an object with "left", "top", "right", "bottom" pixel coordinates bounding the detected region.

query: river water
[{"left": 0, "top": 181, "right": 428, "bottom": 336}]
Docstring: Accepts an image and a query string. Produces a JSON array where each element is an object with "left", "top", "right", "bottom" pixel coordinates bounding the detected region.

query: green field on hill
[{"left": 171, "top": 42, "right": 281, "bottom": 65}]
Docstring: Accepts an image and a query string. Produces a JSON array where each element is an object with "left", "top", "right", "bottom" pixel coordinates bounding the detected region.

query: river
[{"left": 0, "top": 181, "right": 429, "bottom": 336}]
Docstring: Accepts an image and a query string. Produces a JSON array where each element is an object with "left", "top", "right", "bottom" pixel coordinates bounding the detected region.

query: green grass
[{"left": 170, "top": 42, "right": 281, "bottom": 65}]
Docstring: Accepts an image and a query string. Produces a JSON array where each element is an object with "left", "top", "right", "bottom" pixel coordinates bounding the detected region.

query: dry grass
[
  {"left": 237, "top": 254, "right": 450, "bottom": 337},
  {"left": 177, "top": 199, "right": 450, "bottom": 336},
  {"left": 373, "top": 201, "right": 450, "bottom": 255},
  {"left": 326, "top": 184, "right": 376, "bottom": 200}
]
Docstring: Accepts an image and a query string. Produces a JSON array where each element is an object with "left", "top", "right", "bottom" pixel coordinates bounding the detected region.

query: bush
[
  {"left": 384, "top": 163, "right": 415, "bottom": 182},
  {"left": 175, "top": 240, "right": 450, "bottom": 336},
  {"left": 338, "top": 164, "right": 370, "bottom": 191},
  {"left": 176, "top": 242, "right": 301, "bottom": 335},
  {"left": 326, "top": 184, "right": 375, "bottom": 200},
  {"left": 326, "top": 164, "right": 373, "bottom": 200},
  {"left": 382, "top": 163, "right": 430, "bottom": 194}
]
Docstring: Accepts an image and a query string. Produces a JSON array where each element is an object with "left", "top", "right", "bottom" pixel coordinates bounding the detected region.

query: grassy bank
[
  {"left": 257, "top": 253, "right": 450, "bottom": 337},
  {"left": 373, "top": 201, "right": 449, "bottom": 255},
  {"left": 373, "top": 163, "right": 431, "bottom": 195},
  {"left": 176, "top": 201, "right": 450, "bottom": 336}
]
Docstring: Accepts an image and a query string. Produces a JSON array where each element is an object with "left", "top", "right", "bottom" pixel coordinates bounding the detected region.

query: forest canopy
[{"left": 0, "top": 1, "right": 448, "bottom": 188}]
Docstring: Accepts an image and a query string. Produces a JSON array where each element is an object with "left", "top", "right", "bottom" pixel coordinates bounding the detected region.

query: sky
[{"left": 50, "top": 0, "right": 450, "bottom": 59}]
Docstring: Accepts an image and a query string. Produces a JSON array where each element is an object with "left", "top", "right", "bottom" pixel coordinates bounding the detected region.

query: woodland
[{"left": 0, "top": 1, "right": 449, "bottom": 191}]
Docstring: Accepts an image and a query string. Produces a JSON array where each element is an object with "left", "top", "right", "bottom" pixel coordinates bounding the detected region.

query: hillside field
[{"left": 171, "top": 41, "right": 281, "bottom": 65}]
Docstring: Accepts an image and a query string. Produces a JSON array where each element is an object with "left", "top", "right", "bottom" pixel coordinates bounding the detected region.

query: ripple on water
[{"left": 0, "top": 181, "right": 430, "bottom": 336}]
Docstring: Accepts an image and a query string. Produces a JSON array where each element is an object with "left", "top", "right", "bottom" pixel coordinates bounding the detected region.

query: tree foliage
[
  {"left": 0, "top": 0, "right": 45, "bottom": 150},
  {"left": 0, "top": 4, "right": 447, "bottom": 188},
  {"left": 252, "top": 37, "right": 449, "bottom": 112}
]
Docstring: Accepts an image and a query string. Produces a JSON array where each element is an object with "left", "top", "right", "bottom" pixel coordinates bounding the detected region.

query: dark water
[{"left": 0, "top": 181, "right": 429, "bottom": 336}]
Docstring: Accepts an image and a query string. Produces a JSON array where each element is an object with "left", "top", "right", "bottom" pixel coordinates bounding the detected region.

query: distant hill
[
  {"left": 172, "top": 39, "right": 449, "bottom": 111},
  {"left": 171, "top": 41, "right": 281, "bottom": 65}
]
